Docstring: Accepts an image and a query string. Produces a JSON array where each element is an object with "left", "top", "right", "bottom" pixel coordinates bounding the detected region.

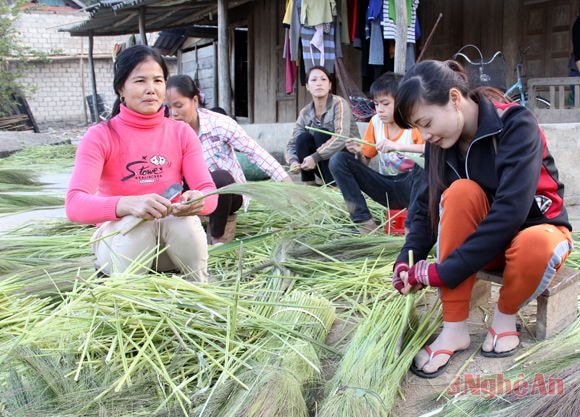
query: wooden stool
[{"left": 470, "top": 267, "right": 579, "bottom": 340}]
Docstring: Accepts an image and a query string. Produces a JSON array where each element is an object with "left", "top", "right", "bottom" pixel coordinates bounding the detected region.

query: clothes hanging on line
[
  {"left": 382, "top": 0, "right": 420, "bottom": 43},
  {"left": 300, "top": 0, "right": 336, "bottom": 26},
  {"left": 301, "top": 21, "right": 338, "bottom": 74}
]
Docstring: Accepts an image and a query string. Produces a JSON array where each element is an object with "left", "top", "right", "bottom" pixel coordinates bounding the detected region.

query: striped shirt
[
  {"left": 382, "top": 0, "right": 419, "bottom": 43},
  {"left": 300, "top": 22, "right": 337, "bottom": 73}
]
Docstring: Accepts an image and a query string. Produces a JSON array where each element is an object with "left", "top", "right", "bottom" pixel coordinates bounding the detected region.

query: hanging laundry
[
  {"left": 382, "top": 0, "right": 419, "bottom": 44},
  {"left": 366, "top": 0, "right": 384, "bottom": 65},
  {"left": 301, "top": 21, "right": 337, "bottom": 73},
  {"left": 338, "top": 0, "right": 350, "bottom": 45},
  {"left": 282, "top": 0, "right": 301, "bottom": 62},
  {"left": 283, "top": 28, "right": 298, "bottom": 94},
  {"left": 367, "top": 0, "right": 382, "bottom": 22},
  {"left": 348, "top": 0, "right": 358, "bottom": 43},
  {"left": 368, "top": 20, "right": 384, "bottom": 65},
  {"left": 301, "top": 0, "right": 336, "bottom": 26}
]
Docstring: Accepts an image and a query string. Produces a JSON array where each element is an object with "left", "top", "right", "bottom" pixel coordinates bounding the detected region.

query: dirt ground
[
  {"left": 320, "top": 284, "right": 544, "bottom": 417},
  {"left": 393, "top": 285, "right": 543, "bottom": 417}
]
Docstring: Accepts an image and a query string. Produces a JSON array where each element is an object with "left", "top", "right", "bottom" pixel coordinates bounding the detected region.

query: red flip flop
[
  {"left": 410, "top": 345, "right": 464, "bottom": 379},
  {"left": 480, "top": 327, "right": 520, "bottom": 358}
]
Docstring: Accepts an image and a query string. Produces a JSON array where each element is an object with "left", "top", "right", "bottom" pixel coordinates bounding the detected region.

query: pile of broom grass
[
  {"left": 0, "top": 154, "right": 438, "bottom": 416},
  {"left": 0, "top": 144, "right": 578, "bottom": 417},
  {"left": 0, "top": 144, "right": 77, "bottom": 214},
  {"left": 0, "top": 144, "right": 77, "bottom": 173},
  {"left": 0, "top": 169, "right": 63, "bottom": 213}
]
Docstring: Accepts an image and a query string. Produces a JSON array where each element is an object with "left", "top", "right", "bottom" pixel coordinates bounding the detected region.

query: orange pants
[{"left": 438, "top": 180, "right": 573, "bottom": 322}]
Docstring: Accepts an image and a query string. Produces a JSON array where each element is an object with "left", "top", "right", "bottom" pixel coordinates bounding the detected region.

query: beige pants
[{"left": 92, "top": 215, "right": 209, "bottom": 282}]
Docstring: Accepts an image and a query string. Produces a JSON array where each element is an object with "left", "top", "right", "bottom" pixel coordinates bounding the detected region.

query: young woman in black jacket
[{"left": 391, "top": 60, "right": 573, "bottom": 378}]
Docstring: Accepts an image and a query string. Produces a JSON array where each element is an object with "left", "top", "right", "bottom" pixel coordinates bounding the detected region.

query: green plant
[{"left": 0, "top": 0, "right": 37, "bottom": 116}]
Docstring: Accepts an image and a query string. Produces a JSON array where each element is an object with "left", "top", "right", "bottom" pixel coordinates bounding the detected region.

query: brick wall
[
  {"left": 11, "top": 8, "right": 171, "bottom": 125},
  {"left": 17, "top": 58, "right": 115, "bottom": 124},
  {"left": 17, "top": 57, "right": 176, "bottom": 124},
  {"left": 13, "top": 9, "right": 127, "bottom": 57}
]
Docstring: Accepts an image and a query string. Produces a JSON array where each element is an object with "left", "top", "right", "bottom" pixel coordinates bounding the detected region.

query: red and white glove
[
  {"left": 407, "top": 260, "right": 445, "bottom": 288},
  {"left": 392, "top": 262, "right": 409, "bottom": 293}
]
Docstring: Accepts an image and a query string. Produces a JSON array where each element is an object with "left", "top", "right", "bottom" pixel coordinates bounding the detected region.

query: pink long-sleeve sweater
[{"left": 66, "top": 105, "right": 217, "bottom": 224}]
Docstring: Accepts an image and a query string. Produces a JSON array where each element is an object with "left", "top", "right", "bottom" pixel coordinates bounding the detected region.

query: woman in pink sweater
[{"left": 66, "top": 45, "right": 217, "bottom": 281}]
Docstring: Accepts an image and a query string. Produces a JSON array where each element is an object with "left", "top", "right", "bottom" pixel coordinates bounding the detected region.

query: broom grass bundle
[
  {"left": 3, "top": 274, "right": 246, "bottom": 414},
  {"left": 438, "top": 319, "right": 580, "bottom": 417},
  {"left": 0, "top": 291, "right": 57, "bottom": 346},
  {"left": 271, "top": 234, "right": 415, "bottom": 312},
  {"left": 0, "top": 220, "right": 94, "bottom": 277},
  {"left": 121, "top": 181, "right": 353, "bottom": 236},
  {"left": 0, "top": 169, "right": 42, "bottom": 186},
  {"left": 194, "top": 291, "right": 336, "bottom": 417},
  {"left": 0, "top": 345, "right": 170, "bottom": 417},
  {"left": 0, "top": 194, "right": 64, "bottom": 214},
  {"left": 1, "top": 258, "right": 339, "bottom": 415},
  {"left": 0, "top": 144, "right": 77, "bottom": 172},
  {"left": 318, "top": 292, "right": 442, "bottom": 417},
  {"left": 284, "top": 234, "right": 404, "bottom": 262}
]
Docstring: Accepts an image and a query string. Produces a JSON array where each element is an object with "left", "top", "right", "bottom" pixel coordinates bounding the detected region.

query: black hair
[
  {"left": 369, "top": 72, "right": 403, "bottom": 100},
  {"left": 209, "top": 106, "right": 227, "bottom": 116},
  {"left": 306, "top": 65, "right": 333, "bottom": 83},
  {"left": 110, "top": 45, "right": 168, "bottom": 118},
  {"left": 393, "top": 60, "right": 509, "bottom": 231},
  {"left": 166, "top": 74, "right": 201, "bottom": 101},
  {"left": 394, "top": 60, "right": 470, "bottom": 129}
]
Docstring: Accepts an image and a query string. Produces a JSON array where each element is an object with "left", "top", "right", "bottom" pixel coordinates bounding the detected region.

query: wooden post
[
  {"left": 502, "top": 1, "right": 520, "bottom": 87},
  {"left": 80, "top": 37, "right": 88, "bottom": 124},
  {"left": 139, "top": 7, "right": 148, "bottom": 45},
  {"left": 394, "top": 0, "right": 408, "bottom": 74},
  {"left": 213, "top": 41, "right": 219, "bottom": 108},
  {"left": 217, "top": 0, "right": 232, "bottom": 115},
  {"left": 88, "top": 34, "right": 99, "bottom": 123}
]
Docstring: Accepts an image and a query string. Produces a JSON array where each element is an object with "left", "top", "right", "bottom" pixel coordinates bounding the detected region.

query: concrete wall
[
  {"left": 181, "top": 43, "right": 216, "bottom": 109},
  {"left": 241, "top": 122, "right": 580, "bottom": 205},
  {"left": 543, "top": 124, "right": 580, "bottom": 205}
]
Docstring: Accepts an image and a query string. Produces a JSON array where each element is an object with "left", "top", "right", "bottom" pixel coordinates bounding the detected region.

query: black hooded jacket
[{"left": 396, "top": 96, "right": 571, "bottom": 288}]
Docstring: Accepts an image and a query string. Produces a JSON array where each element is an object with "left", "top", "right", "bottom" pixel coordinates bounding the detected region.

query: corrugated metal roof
[{"left": 59, "top": 0, "right": 251, "bottom": 37}]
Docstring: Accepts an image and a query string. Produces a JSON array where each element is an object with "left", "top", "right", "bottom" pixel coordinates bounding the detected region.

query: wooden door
[{"left": 522, "top": 0, "right": 575, "bottom": 78}]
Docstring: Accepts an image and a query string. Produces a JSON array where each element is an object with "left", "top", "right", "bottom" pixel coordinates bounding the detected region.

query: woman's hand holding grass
[
  {"left": 301, "top": 155, "right": 316, "bottom": 171},
  {"left": 116, "top": 194, "right": 173, "bottom": 220},
  {"left": 289, "top": 161, "right": 301, "bottom": 173},
  {"left": 172, "top": 190, "right": 204, "bottom": 216},
  {"left": 345, "top": 139, "right": 362, "bottom": 154}
]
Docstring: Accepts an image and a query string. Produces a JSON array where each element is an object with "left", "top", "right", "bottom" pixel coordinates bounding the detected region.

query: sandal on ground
[
  {"left": 480, "top": 327, "right": 520, "bottom": 358},
  {"left": 410, "top": 345, "right": 465, "bottom": 379}
]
